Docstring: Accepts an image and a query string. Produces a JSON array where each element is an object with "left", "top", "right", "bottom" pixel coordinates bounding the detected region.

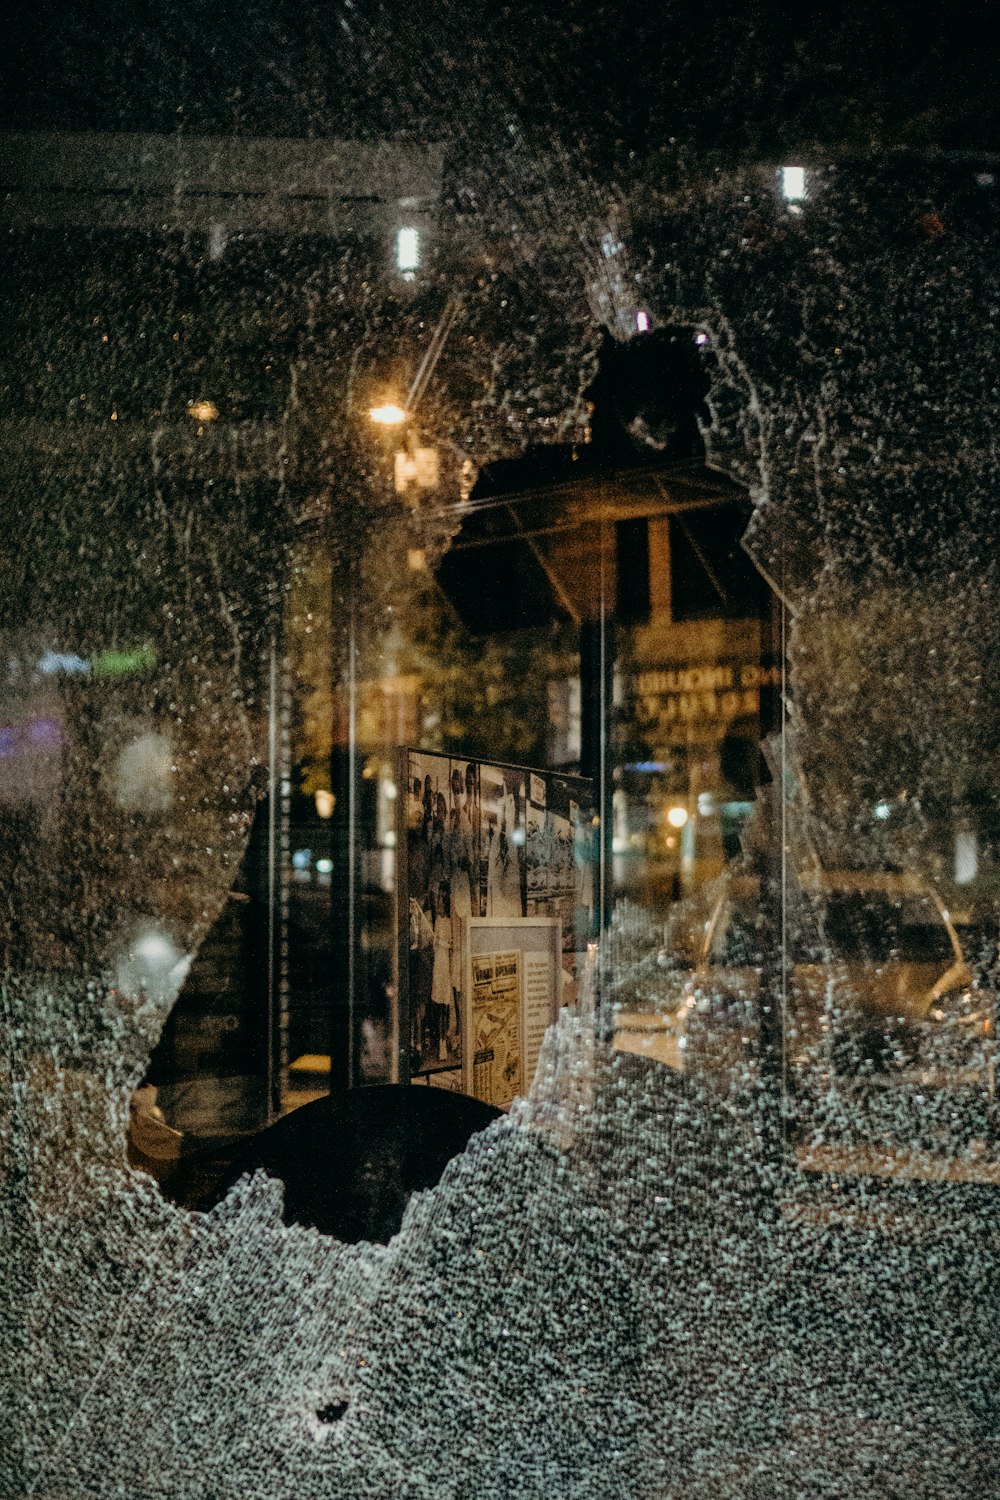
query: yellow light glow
[
  {"left": 187, "top": 400, "right": 219, "bottom": 422},
  {"left": 666, "top": 805, "right": 689, "bottom": 829},
  {"left": 368, "top": 403, "right": 407, "bottom": 426},
  {"left": 314, "top": 789, "right": 335, "bottom": 819}
]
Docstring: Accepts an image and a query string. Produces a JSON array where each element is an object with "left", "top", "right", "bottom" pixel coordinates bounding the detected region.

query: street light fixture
[{"left": 368, "top": 402, "right": 408, "bottom": 425}]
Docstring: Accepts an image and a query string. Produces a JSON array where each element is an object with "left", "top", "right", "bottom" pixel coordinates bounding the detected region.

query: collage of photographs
[{"left": 401, "top": 749, "right": 594, "bottom": 1086}]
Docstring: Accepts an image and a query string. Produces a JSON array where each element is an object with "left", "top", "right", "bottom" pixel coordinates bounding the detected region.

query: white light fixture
[
  {"left": 666, "top": 805, "right": 689, "bottom": 829},
  {"left": 780, "top": 165, "right": 806, "bottom": 202},
  {"left": 955, "top": 830, "right": 978, "bottom": 886},
  {"left": 396, "top": 226, "right": 420, "bottom": 273}
]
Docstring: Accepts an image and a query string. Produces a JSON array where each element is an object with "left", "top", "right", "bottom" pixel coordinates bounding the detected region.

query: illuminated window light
[
  {"left": 396, "top": 226, "right": 420, "bottom": 272},
  {"left": 780, "top": 165, "right": 806, "bottom": 202},
  {"left": 636, "top": 310, "right": 650, "bottom": 333}
]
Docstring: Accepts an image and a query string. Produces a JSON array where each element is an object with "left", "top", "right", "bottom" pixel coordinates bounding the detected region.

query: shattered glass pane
[{"left": 3, "top": 5, "right": 1000, "bottom": 1496}]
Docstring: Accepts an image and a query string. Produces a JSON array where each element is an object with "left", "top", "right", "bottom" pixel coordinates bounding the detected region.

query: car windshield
[{"left": 820, "top": 893, "right": 955, "bottom": 965}]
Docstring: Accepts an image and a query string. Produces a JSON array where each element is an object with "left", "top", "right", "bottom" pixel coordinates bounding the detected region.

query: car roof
[
  {"left": 721, "top": 868, "right": 936, "bottom": 899},
  {"left": 800, "top": 869, "right": 933, "bottom": 897}
]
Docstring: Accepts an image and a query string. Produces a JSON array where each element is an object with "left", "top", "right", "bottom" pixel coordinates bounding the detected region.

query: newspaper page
[
  {"left": 521, "top": 946, "right": 556, "bottom": 1091},
  {"left": 468, "top": 950, "right": 522, "bottom": 1109}
]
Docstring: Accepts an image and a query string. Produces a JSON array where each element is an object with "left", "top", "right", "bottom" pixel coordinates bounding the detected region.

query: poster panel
[
  {"left": 398, "top": 748, "right": 592, "bottom": 1087},
  {"left": 466, "top": 948, "right": 522, "bottom": 1110},
  {"left": 462, "top": 917, "right": 562, "bottom": 1108}
]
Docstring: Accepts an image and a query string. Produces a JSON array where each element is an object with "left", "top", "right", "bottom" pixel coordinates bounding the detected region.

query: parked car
[{"left": 658, "top": 869, "right": 995, "bottom": 1092}]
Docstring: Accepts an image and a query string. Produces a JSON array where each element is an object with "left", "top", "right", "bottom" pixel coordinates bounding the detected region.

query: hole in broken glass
[
  {"left": 314, "top": 1399, "right": 350, "bottom": 1425},
  {"left": 122, "top": 324, "right": 723, "bottom": 1242},
  {"left": 130, "top": 1059, "right": 503, "bottom": 1245}
]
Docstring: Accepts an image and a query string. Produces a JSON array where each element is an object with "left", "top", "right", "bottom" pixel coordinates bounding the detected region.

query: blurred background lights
[
  {"left": 666, "top": 805, "right": 689, "bottom": 829},
  {"left": 116, "top": 926, "right": 188, "bottom": 1004},
  {"left": 136, "top": 932, "right": 175, "bottom": 966},
  {"left": 396, "top": 225, "right": 420, "bottom": 272},
  {"left": 780, "top": 165, "right": 806, "bottom": 201},
  {"left": 38, "top": 650, "right": 89, "bottom": 675},
  {"left": 314, "top": 789, "right": 335, "bottom": 818},
  {"left": 113, "top": 732, "right": 173, "bottom": 813},
  {"left": 394, "top": 445, "right": 440, "bottom": 493},
  {"left": 635, "top": 310, "right": 649, "bottom": 332},
  {"left": 186, "top": 399, "right": 219, "bottom": 422},
  {"left": 874, "top": 800, "right": 892, "bottom": 821}
]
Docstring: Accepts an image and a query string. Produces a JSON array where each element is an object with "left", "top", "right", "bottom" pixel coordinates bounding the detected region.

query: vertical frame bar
[{"left": 395, "top": 745, "right": 412, "bottom": 1086}]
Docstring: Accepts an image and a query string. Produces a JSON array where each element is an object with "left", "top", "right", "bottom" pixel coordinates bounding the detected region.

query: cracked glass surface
[{"left": 3, "top": 5, "right": 1000, "bottom": 1496}]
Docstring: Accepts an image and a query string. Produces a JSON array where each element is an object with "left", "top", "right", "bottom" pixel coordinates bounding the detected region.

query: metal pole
[
  {"left": 266, "top": 634, "right": 279, "bottom": 1119},
  {"left": 329, "top": 551, "right": 357, "bottom": 1093}
]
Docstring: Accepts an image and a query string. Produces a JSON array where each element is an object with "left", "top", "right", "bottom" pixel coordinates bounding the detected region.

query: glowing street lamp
[{"left": 368, "top": 402, "right": 407, "bottom": 426}]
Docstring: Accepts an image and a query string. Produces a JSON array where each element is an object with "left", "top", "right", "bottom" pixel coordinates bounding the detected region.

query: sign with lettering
[{"left": 634, "top": 660, "right": 781, "bottom": 729}]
